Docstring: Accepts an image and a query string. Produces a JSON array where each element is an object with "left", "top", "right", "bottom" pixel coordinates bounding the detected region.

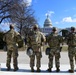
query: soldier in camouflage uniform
[
  {"left": 67, "top": 27, "right": 76, "bottom": 73},
  {"left": 27, "top": 24, "right": 46, "bottom": 72},
  {"left": 46, "top": 27, "right": 63, "bottom": 72},
  {"left": 3, "top": 24, "right": 22, "bottom": 71}
]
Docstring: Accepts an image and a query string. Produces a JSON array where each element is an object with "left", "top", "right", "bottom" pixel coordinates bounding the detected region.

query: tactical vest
[{"left": 68, "top": 32, "right": 76, "bottom": 46}]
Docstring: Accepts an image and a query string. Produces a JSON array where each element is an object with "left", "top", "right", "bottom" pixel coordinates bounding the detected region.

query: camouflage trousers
[
  {"left": 6, "top": 49, "right": 18, "bottom": 69},
  {"left": 68, "top": 46, "right": 76, "bottom": 71},
  {"left": 30, "top": 45, "right": 42, "bottom": 68},
  {"left": 48, "top": 48, "right": 60, "bottom": 69}
]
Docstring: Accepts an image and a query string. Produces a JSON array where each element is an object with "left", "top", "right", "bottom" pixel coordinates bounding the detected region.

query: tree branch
[{"left": 0, "top": 15, "right": 11, "bottom": 23}]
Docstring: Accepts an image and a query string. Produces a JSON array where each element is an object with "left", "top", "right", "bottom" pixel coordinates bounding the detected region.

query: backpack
[{"left": 29, "top": 31, "right": 42, "bottom": 45}]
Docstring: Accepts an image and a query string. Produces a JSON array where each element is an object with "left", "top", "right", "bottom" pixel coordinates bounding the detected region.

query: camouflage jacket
[
  {"left": 3, "top": 29, "right": 22, "bottom": 50},
  {"left": 67, "top": 32, "right": 76, "bottom": 47}
]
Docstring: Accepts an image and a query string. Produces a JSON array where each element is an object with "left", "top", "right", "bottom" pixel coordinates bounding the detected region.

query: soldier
[
  {"left": 46, "top": 27, "right": 63, "bottom": 72},
  {"left": 27, "top": 24, "right": 46, "bottom": 72},
  {"left": 67, "top": 27, "right": 76, "bottom": 73},
  {"left": 3, "top": 24, "right": 22, "bottom": 71}
]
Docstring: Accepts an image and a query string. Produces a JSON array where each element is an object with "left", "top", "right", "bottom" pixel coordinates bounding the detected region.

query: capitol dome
[{"left": 44, "top": 15, "right": 52, "bottom": 27}]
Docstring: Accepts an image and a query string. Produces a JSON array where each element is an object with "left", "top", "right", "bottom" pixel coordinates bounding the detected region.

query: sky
[
  {"left": 31, "top": 0, "right": 76, "bottom": 28},
  {"left": 0, "top": 0, "right": 76, "bottom": 30}
]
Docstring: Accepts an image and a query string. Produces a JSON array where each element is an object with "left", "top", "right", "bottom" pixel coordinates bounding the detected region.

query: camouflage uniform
[
  {"left": 46, "top": 27, "right": 62, "bottom": 72},
  {"left": 27, "top": 24, "right": 46, "bottom": 72},
  {"left": 67, "top": 27, "right": 76, "bottom": 73},
  {"left": 3, "top": 25, "right": 22, "bottom": 71}
]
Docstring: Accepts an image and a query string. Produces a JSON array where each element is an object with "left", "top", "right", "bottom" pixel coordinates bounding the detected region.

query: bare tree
[
  {"left": 0, "top": 0, "right": 16, "bottom": 23},
  {"left": 0, "top": 0, "right": 38, "bottom": 35}
]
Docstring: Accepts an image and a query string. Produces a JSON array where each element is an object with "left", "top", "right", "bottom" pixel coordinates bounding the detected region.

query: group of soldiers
[{"left": 3, "top": 24, "right": 76, "bottom": 73}]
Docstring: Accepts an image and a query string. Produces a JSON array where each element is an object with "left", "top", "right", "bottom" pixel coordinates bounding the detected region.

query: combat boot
[
  {"left": 36, "top": 68, "right": 41, "bottom": 72},
  {"left": 6, "top": 67, "right": 11, "bottom": 71},
  {"left": 31, "top": 67, "right": 34, "bottom": 72},
  {"left": 68, "top": 69, "right": 74, "bottom": 73},
  {"left": 13, "top": 67, "right": 19, "bottom": 71},
  {"left": 56, "top": 68, "right": 60, "bottom": 72},
  {"left": 47, "top": 68, "right": 52, "bottom": 72},
  {"left": 6, "top": 66, "right": 11, "bottom": 71}
]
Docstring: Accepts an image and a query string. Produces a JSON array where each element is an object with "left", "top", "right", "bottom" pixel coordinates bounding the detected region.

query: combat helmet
[
  {"left": 26, "top": 47, "right": 33, "bottom": 56},
  {"left": 52, "top": 27, "right": 57, "bottom": 31},
  {"left": 33, "top": 24, "right": 38, "bottom": 30},
  {"left": 9, "top": 24, "right": 14, "bottom": 29},
  {"left": 71, "top": 26, "right": 75, "bottom": 31}
]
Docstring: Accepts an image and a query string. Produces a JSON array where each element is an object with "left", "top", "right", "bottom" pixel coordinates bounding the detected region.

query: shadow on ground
[{"left": 1, "top": 68, "right": 72, "bottom": 73}]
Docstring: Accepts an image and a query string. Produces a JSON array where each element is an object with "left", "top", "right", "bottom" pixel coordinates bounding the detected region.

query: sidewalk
[
  {"left": 0, "top": 51, "right": 76, "bottom": 75},
  {"left": 0, "top": 51, "right": 69, "bottom": 64},
  {"left": 0, "top": 63, "right": 76, "bottom": 75}
]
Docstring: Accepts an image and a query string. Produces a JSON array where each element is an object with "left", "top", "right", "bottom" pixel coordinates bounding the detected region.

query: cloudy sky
[
  {"left": 0, "top": 0, "right": 76, "bottom": 30},
  {"left": 31, "top": 0, "right": 76, "bottom": 28}
]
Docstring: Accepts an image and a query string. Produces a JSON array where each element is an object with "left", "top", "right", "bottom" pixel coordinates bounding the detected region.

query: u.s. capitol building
[
  {"left": 40, "top": 15, "right": 76, "bottom": 36},
  {"left": 40, "top": 15, "right": 61, "bottom": 36}
]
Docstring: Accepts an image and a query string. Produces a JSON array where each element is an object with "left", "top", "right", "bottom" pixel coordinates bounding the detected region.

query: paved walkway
[
  {"left": 0, "top": 51, "right": 69, "bottom": 64},
  {"left": 0, "top": 51, "right": 76, "bottom": 75}
]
